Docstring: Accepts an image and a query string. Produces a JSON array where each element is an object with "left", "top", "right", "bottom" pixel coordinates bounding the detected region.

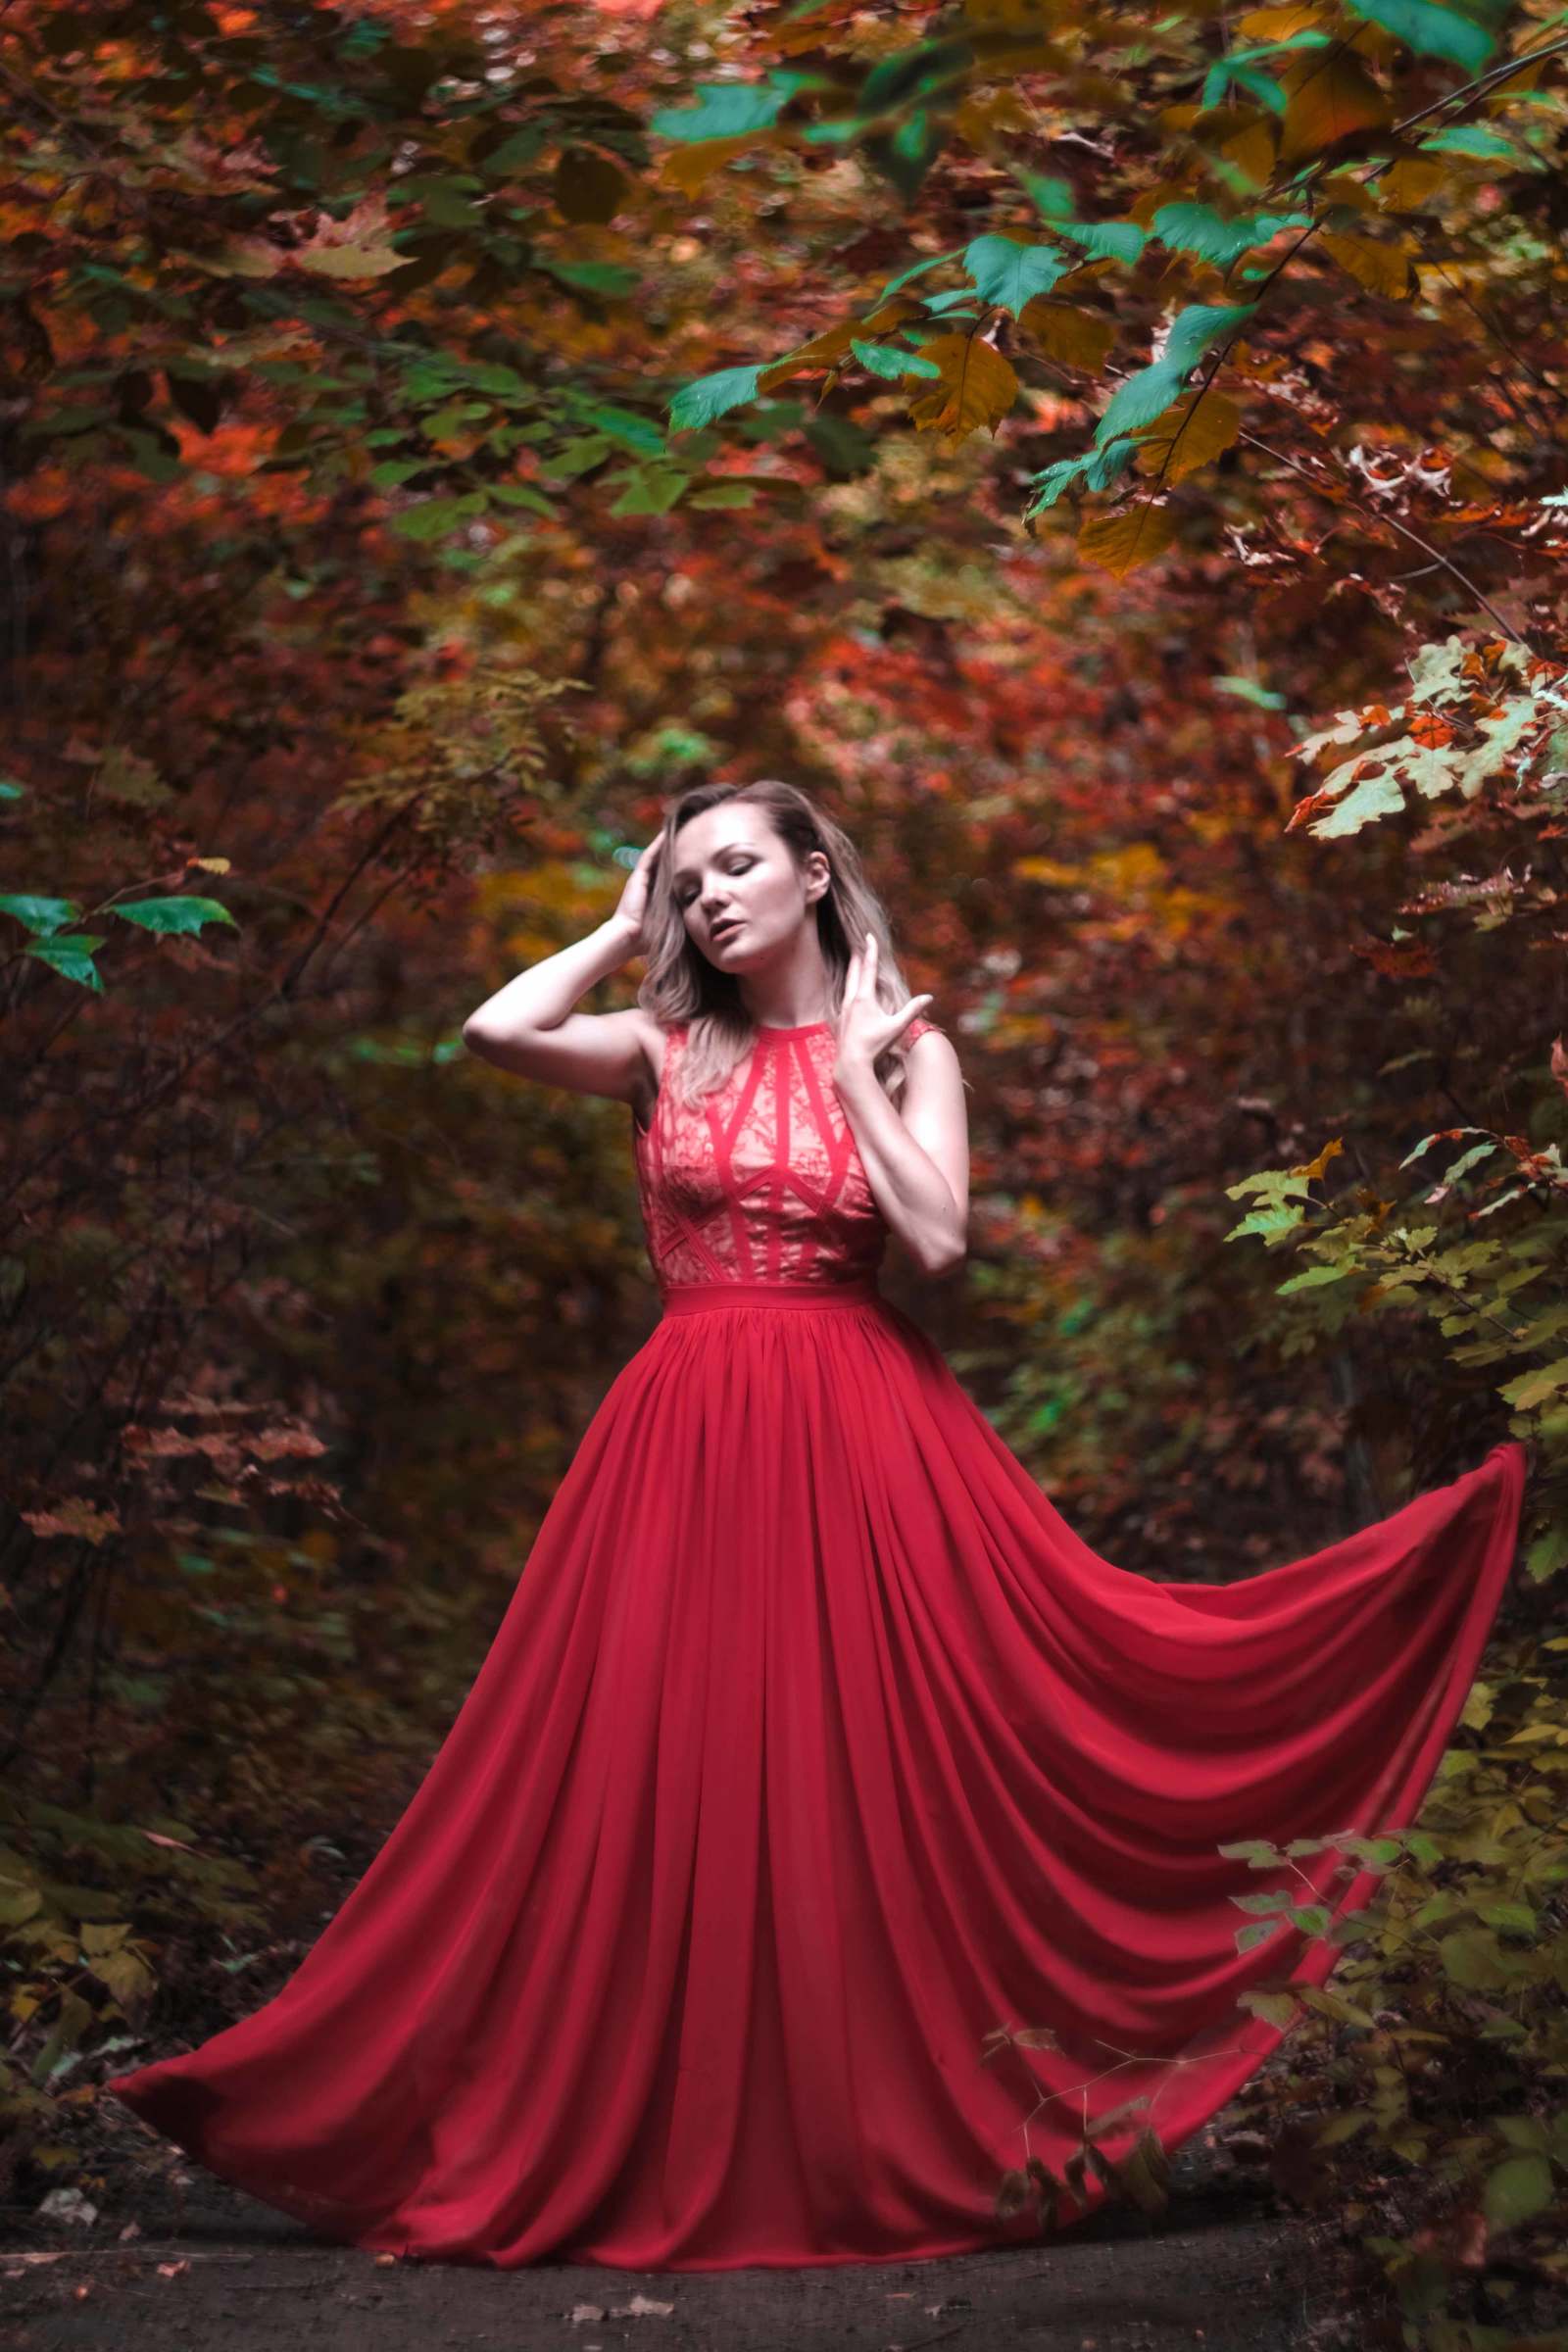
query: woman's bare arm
[
  {"left": 462, "top": 914, "right": 653, "bottom": 1104},
  {"left": 461, "top": 843, "right": 664, "bottom": 1105}
]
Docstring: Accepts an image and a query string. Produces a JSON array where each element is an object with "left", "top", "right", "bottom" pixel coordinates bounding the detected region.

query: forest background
[{"left": 1, "top": 0, "right": 1565, "bottom": 2341}]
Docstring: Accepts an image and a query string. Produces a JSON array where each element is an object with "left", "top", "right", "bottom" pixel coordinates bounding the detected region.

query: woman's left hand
[{"left": 834, "top": 936, "right": 932, "bottom": 1071}]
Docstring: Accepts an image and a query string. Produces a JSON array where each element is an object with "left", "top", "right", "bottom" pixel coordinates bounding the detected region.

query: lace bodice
[{"left": 633, "top": 1017, "right": 938, "bottom": 1294}]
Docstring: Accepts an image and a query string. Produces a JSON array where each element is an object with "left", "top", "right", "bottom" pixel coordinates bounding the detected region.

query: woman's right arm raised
[{"left": 460, "top": 841, "right": 662, "bottom": 1104}]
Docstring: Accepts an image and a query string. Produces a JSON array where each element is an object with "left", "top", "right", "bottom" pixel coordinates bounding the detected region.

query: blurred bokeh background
[{"left": 2, "top": 0, "right": 1564, "bottom": 2315}]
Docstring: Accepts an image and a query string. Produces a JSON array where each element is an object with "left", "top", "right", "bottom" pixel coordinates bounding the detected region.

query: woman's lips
[{"left": 710, "top": 921, "right": 743, "bottom": 944}]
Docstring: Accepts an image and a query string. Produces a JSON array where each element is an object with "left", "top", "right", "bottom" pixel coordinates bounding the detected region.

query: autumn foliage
[{"left": 1, "top": 0, "right": 1565, "bottom": 2331}]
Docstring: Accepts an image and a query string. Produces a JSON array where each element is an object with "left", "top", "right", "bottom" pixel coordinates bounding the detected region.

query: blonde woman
[{"left": 111, "top": 780, "right": 1527, "bottom": 2275}]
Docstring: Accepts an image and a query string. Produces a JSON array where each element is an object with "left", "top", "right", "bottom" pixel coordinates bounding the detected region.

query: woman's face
[{"left": 671, "top": 807, "right": 825, "bottom": 971}]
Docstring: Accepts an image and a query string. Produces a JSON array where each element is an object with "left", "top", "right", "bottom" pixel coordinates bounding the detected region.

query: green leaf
[
  {"left": 113, "top": 897, "right": 238, "bottom": 937},
  {"left": 1152, "top": 204, "right": 1310, "bottom": 267},
  {"left": 1098, "top": 358, "right": 1186, "bottom": 442},
  {"left": 1475, "top": 1898, "right": 1538, "bottom": 1937},
  {"left": 1095, "top": 306, "right": 1254, "bottom": 447},
  {"left": 388, "top": 492, "right": 488, "bottom": 541},
  {"left": 1201, "top": 32, "right": 1331, "bottom": 109},
  {"left": 1499, "top": 1355, "right": 1568, "bottom": 1410},
  {"left": 1023, "top": 436, "right": 1138, "bottom": 513},
  {"left": 850, "top": 337, "right": 942, "bottom": 380},
  {"left": 1165, "top": 302, "right": 1259, "bottom": 371},
  {"left": 1054, "top": 218, "right": 1147, "bottom": 264},
  {"left": 962, "top": 235, "right": 1071, "bottom": 317},
  {"left": 570, "top": 403, "right": 666, "bottom": 457},
  {"left": 18, "top": 405, "right": 116, "bottom": 441},
  {"left": 1482, "top": 2154, "right": 1555, "bottom": 2230},
  {"left": 0, "top": 894, "right": 79, "bottom": 937},
  {"left": 858, "top": 35, "right": 974, "bottom": 117},
  {"left": 1523, "top": 1523, "right": 1568, "bottom": 1582},
  {"left": 1439, "top": 1928, "right": 1505, "bottom": 1988},
  {"left": 536, "top": 259, "right": 638, "bottom": 302},
  {"left": 1347, "top": 0, "right": 1496, "bottom": 70},
  {"left": 24, "top": 935, "right": 104, "bottom": 991},
  {"left": 1308, "top": 769, "right": 1405, "bottom": 837},
  {"left": 1419, "top": 123, "right": 1520, "bottom": 160},
  {"left": 650, "top": 81, "right": 792, "bottom": 142},
  {"left": 861, "top": 106, "right": 948, "bottom": 202},
  {"left": 1238, "top": 1987, "right": 1301, "bottom": 2028},
  {"left": 668, "top": 366, "right": 763, "bottom": 433},
  {"left": 1213, "top": 675, "right": 1288, "bottom": 710},
  {"left": 486, "top": 482, "right": 557, "bottom": 516},
  {"left": 1316, "top": 2109, "right": 1375, "bottom": 2145},
  {"left": 1277, "top": 1261, "right": 1354, "bottom": 1294},
  {"left": 1225, "top": 1202, "right": 1309, "bottom": 1243},
  {"left": 606, "top": 466, "right": 690, "bottom": 516},
  {"left": 1018, "top": 172, "right": 1074, "bottom": 219},
  {"left": 0, "top": 778, "right": 24, "bottom": 800},
  {"left": 474, "top": 124, "right": 547, "bottom": 176}
]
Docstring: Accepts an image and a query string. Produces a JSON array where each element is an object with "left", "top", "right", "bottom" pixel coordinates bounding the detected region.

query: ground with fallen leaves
[{"left": 3, "top": 2107, "right": 1358, "bottom": 2352}]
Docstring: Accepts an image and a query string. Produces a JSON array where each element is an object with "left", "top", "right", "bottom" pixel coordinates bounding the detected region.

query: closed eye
[{"left": 679, "top": 858, "right": 755, "bottom": 906}]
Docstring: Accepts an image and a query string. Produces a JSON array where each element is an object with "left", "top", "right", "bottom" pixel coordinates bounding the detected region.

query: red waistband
[{"left": 660, "top": 1278, "right": 882, "bottom": 1315}]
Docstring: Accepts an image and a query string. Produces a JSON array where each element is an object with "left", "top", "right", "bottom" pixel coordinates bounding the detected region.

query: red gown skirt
[{"left": 107, "top": 1278, "right": 1526, "bottom": 2270}]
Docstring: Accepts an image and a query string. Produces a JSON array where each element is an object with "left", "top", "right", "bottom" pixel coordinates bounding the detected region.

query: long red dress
[{"left": 107, "top": 1015, "right": 1527, "bottom": 2271}]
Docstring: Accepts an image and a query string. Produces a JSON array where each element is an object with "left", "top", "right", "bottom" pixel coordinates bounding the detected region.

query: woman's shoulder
[{"left": 628, "top": 1011, "right": 689, "bottom": 1137}]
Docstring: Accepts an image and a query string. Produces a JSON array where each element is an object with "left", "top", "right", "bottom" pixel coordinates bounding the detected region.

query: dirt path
[{"left": 5, "top": 2114, "right": 1351, "bottom": 2352}]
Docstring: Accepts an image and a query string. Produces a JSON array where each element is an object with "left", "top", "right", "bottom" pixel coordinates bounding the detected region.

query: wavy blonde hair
[{"left": 636, "top": 780, "right": 933, "bottom": 1111}]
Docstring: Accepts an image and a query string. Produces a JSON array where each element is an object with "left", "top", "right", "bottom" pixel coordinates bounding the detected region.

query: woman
[{"left": 108, "top": 779, "right": 1527, "bottom": 2272}]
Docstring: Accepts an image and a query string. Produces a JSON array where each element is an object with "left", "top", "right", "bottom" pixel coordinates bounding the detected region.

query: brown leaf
[
  {"left": 1280, "top": 52, "right": 1391, "bottom": 162},
  {"left": 905, "top": 334, "right": 1019, "bottom": 443},
  {"left": 1077, "top": 503, "right": 1177, "bottom": 577}
]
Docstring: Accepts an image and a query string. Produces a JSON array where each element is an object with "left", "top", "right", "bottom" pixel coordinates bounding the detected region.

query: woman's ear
[{"left": 805, "top": 851, "right": 832, "bottom": 906}]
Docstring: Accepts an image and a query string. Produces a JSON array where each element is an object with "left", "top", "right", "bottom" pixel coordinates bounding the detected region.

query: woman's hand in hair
[
  {"left": 612, "top": 838, "right": 665, "bottom": 958},
  {"left": 835, "top": 935, "right": 932, "bottom": 1071}
]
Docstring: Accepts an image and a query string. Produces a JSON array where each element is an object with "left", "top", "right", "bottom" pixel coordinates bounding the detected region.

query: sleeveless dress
[{"left": 107, "top": 1014, "right": 1527, "bottom": 2272}]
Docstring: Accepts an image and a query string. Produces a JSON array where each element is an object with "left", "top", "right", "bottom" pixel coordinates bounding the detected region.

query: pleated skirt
[{"left": 108, "top": 1278, "right": 1526, "bottom": 2269}]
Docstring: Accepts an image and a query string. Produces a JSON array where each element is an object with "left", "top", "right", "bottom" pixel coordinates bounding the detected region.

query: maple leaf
[{"left": 294, "top": 196, "right": 408, "bottom": 279}]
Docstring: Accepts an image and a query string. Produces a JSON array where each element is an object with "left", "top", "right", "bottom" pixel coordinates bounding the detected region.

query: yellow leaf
[
  {"left": 659, "top": 136, "right": 766, "bottom": 194},
  {"left": 758, "top": 320, "right": 859, "bottom": 393},
  {"left": 1219, "top": 117, "right": 1278, "bottom": 188},
  {"left": 80, "top": 1922, "right": 130, "bottom": 1955},
  {"left": 954, "top": 91, "right": 1031, "bottom": 149},
  {"left": 1380, "top": 157, "right": 1446, "bottom": 210},
  {"left": 860, "top": 296, "right": 919, "bottom": 333},
  {"left": 1280, "top": 53, "right": 1391, "bottom": 162},
  {"left": 1238, "top": 1, "right": 1326, "bottom": 31},
  {"left": 905, "top": 334, "right": 1019, "bottom": 444},
  {"left": 970, "top": 39, "right": 1068, "bottom": 78},
  {"left": 1128, "top": 181, "right": 1191, "bottom": 227},
  {"left": 1013, "top": 856, "right": 1084, "bottom": 885},
  {"left": 1321, "top": 230, "right": 1414, "bottom": 299},
  {"left": 1021, "top": 302, "right": 1115, "bottom": 371},
  {"left": 1135, "top": 388, "right": 1243, "bottom": 485},
  {"left": 1077, "top": 504, "right": 1177, "bottom": 578},
  {"left": 190, "top": 856, "right": 232, "bottom": 875},
  {"left": 1294, "top": 1136, "right": 1344, "bottom": 1182},
  {"left": 297, "top": 241, "right": 406, "bottom": 280},
  {"left": 191, "top": 238, "right": 280, "bottom": 280},
  {"left": 1316, "top": 172, "right": 1376, "bottom": 213}
]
